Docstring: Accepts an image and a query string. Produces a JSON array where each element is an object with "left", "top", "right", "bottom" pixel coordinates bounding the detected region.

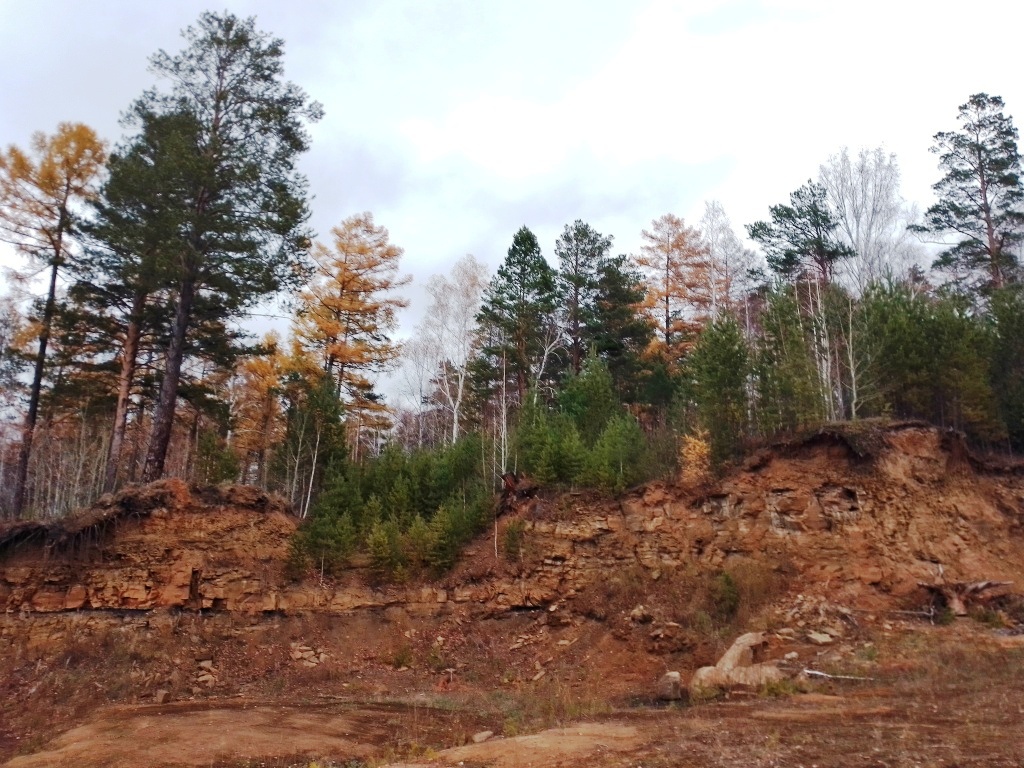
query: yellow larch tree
[
  {"left": 0, "top": 123, "right": 106, "bottom": 517},
  {"left": 293, "top": 213, "right": 409, "bottom": 448},
  {"left": 230, "top": 332, "right": 289, "bottom": 487},
  {"left": 633, "top": 213, "right": 713, "bottom": 363}
]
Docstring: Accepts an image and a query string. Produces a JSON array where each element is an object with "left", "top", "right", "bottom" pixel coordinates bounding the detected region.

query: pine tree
[
  {"left": 914, "top": 94, "right": 1024, "bottom": 293},
  {"left": 586, "top": 255, "right": 653, "bottom": 401},
  {"left": 554, "top": 220, "right": 612, "bottom": 374},
  {"left": 126, "top": 12, "right": 322, "bottom": 483},
  {"left": 747, "top": 181, "right": 854, "bottom": 284},
  {"left": 688, "top": 316, "right": 750, "bottom": 464},
  {"left": 476, "top": 226, "right": 559, "bottom": 403}
]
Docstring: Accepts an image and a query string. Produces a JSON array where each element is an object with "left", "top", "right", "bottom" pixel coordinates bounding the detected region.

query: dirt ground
[{"left": 3, "top": 624, "right": 1024, "bottom": 768}]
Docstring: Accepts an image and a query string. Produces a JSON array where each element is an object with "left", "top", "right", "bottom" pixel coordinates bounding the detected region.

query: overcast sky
[{"left": 3, "top": 0, "right": 1024, "bottom": 376}]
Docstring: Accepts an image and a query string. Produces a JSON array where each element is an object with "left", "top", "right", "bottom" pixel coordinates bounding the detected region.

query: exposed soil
[{"left": 2, "top": 421, "right": 1024, "bottom": 767}]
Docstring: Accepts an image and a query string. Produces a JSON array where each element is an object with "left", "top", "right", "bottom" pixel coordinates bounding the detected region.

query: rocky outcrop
[{"left": 2, "top": 424, "right": 1023, "bottom": 627}]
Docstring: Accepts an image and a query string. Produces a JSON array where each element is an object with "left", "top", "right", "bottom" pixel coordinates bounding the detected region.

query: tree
[
  {"left": 747, "top": 181, "right": 854, "bottom": 284},
  {"left": 231, "top": 332, "right": 288, "bottom": 486},
  {"left": 634, "top": 214, "right": 710, "bottom": 361},
  {"left": 476, "top": 226, "right": 559, "bottom": 403},
  {"left": 75, "top": 110, "right": 206, "bottom": 491},
  {"left": 416, "top": 254, "right": 487, "bottom": 443},
  {"left": 294, "top": 212, "right": 409, "bottom": 427},
  {"left": 0, "top": 123, "right": 106, "bottom": 516},
  {"left": 819, "top": 147, "right": 920, "bottom": 293},
  {"left": 126, "top": 12, "right": 322, "bottom": 483},
  {"left": 914, "top": 94, "right": 1024, "bottom": 293},
  {"left": 554, "top": 220, "right": 613, "bottom": 373},
  {"left": 699, "top": 201, "right": 759, "bottom": 317},
  {"left": 586, "top": 254, "right": 653, "bottom": 401},
  {"left": 688, "top": 316, "right": 750, "bottom": 464}
]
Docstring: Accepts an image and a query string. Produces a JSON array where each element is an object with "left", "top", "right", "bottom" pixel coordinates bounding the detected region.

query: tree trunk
[
  {"left": 104, "top": 291, "right": 147, "bottom": 492},
  {"left": 12, "top": 246, "right": 63, "bottom": 518},
  {"left": 142, "top": 276, "right": 196, "bottom": 483}
]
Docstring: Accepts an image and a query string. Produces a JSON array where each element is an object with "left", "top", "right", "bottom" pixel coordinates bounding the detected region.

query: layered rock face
[{"left": 2, "top": 425, "right": 1022, "bottom": 621}]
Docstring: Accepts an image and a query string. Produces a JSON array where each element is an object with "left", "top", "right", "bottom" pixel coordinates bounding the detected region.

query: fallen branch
[
  {"left": 918, "top": 580, "right": 1013, "bottom": 616},
  {"left": 802, "top": 669, "right": 875, "bottom": 682}
]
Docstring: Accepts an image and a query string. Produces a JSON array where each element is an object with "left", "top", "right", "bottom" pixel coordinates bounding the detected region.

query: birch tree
[
  {"left": 418, "top": 254, "right": 487, "bottom": 443},
  {"left": 819, "top": 147, "right": 920, "bottom": 293}
]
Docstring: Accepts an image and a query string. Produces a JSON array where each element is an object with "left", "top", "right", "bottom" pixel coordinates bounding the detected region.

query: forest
[{"left": 2, "top": 13, "right": 1023, "bottom": 578}]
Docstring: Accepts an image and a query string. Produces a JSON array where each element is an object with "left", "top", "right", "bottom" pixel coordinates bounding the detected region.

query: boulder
[
  {"left": 656, "top": 671, "right": 682, "bottom": 701},
  {"left": 689, "top": 631, "right": 785, "bottom": 697}
]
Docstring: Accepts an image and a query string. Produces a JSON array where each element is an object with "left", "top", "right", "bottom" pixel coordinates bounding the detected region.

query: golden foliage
[
  {"left": 679, "top": 428, "right": 712, "bottom": 489},
  {"left": 231, "top": 332, "right": 289, "bottom": 484},
  {"left": 293, "top": 212, "right": 409, "bottom": 420},
  {"left": 633, "top": 213, "right": 712, "bottom": 363},
  {"left": 0, "top": 123, "right": 106, "bottom": 258}
]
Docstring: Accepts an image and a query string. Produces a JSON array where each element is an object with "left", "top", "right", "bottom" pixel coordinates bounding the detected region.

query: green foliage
[
  {"left": 291, "top": 432, "right": 491, "bottom": 582},
  {"left": 194, "top": 428, "right": 239, "bottom": 485},
  {"left": 586, "top": 255, "right": 653, "bottom": 402},
  {"left": 754, "top": 286, "right": 824, "bottom": 434},
  {"left": 503, "top": 519, "right": 527, "bottom": 560},
  {"left": 555, "top": 220, "right": 614, "bottom": 374},
  {"left": 687, "top": 315, "right": 750, "bottom": 464},
  {"left": 746, "top": 181, "right": 854, "bottom": 283},
  {"left": 708, "top": 571, "right": 741, "bottom": 621},
  {"left": 120, "top": 11, "right": 322, "bottom": 481},
  {"left": 558, "top": 353, "right": 619, "bottom": 446},
  {"left": 475, "top": 226, "right": 559, "bottom": 401},
  {"left": 367, "top": 517, "right": 405, "bottom": 580},
  {"left": 859, "top": 281, "right": 1002, "bottom": 440},
  {"left": 402, "top": 514, "right": 437, "bottom": 572},
  {"left": 289, "top": 470, "right": 359, "bottom": 575},
  {"left": 989, "top": 286, "right": 1024, "bottom": 449},
  {"left": 585, "top": 414, "right": 647, "bottom": 492},
  {"left": 915, "top": 93, "right": 1024, "bottom": 294},
  {"left": 275, "top": 372, "right": 347, "bottom": 510}
]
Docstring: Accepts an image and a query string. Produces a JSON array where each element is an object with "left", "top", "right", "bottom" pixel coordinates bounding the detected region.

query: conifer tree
[
  {"left": 476, "top": 226, "right": 559, "bottom": 403},
  {"left": 555, "top": 220, "right": 613, "bottom": 373},
  {"left": 293, "top": 212, "right": 409, "bottom": 428},
  {"left": 634, "top": 214, "right": 710, "bottom": 361},
  {"left": 914, "top": 93, "right": 1024, "bottom": 293},
  {"left": 747, "top": 181, "right": 854, "bottom": 284},
  {"left": 0, "top": 123, "right": 106, "bottom": 516},
  {"left": 126, "top": 12, "right": 322, "bottom": 483}
]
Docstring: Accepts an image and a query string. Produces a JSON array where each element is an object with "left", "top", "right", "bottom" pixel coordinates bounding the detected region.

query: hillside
[{"left": 2, "top": 422, "right": 1024, "bottom": 767}]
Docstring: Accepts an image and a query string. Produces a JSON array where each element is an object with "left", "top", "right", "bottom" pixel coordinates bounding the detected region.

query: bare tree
[
  {"left": 417, "top": 254, "right": 488, "bottom": 443},
  {"left": 818, "top": 147, "right": 922, "bottom": 293},
  {"left": 700, "top": 201, "right": 759, "bottom": 317}
]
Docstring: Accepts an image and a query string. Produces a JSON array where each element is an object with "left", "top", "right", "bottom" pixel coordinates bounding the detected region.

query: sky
[{"left": 2, "top": 0, "right": 1024, "bottom": 400}]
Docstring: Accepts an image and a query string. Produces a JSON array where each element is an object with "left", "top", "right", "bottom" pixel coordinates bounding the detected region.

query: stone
[
  {"left": 154, "top": 689, "right": 170, "bottom": 704},
  {"left": 472, "top": 730, "right": 494, "bottom": 744},
  {"left": 807, "top": 631, "right": 834, "bottom": 645},
  {"left": 198, "top": 659, "right": 214, "bottom": 670},
  {"left": 656, "top": 671, "right": 682, "bottom": 701},
  {"left": 784, "top": 651, "right": 799, "bottom": 660},
  {"left": 629, "top": 605, "right": 653, "bottom": 623},
  {"left": 688, "top": 632, "right": 786, "bottom": 697},
  {"left": 717, "top": 632, "right": 768, "bottom": 670}
]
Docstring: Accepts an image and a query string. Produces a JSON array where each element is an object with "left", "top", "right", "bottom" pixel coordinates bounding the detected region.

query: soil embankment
[{"left": 2, "top": 422, "right": 1023, "bottom": 767}]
